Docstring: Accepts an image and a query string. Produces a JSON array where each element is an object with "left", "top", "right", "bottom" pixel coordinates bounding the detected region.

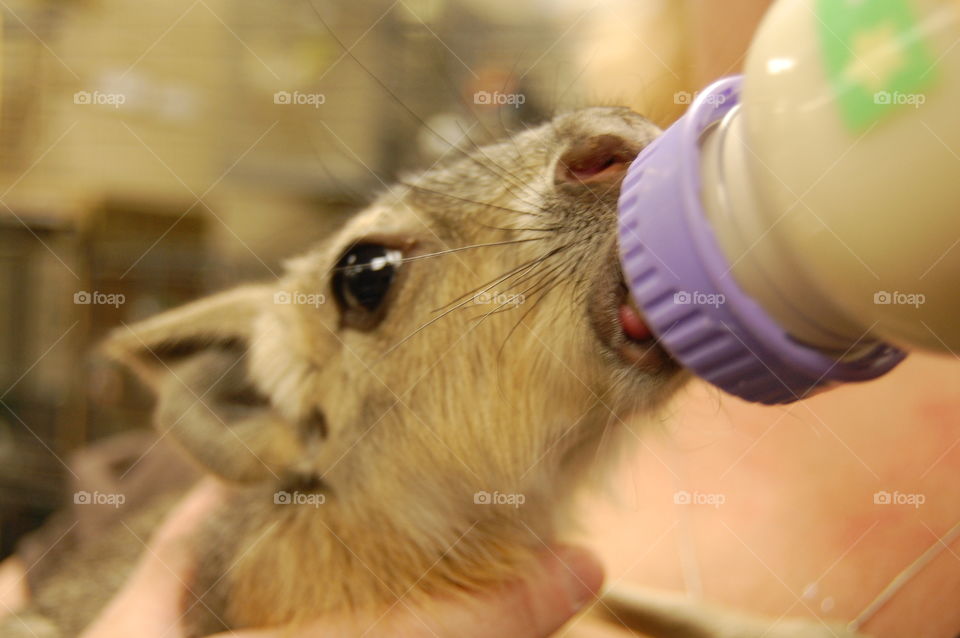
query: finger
[
  {"left": 0, "top": 557, "right": 29, "bottom": 617},
  {"left": 81, "top": 478, "right": 224, "bottom": 638},
  {"left": 209, "top": 544, "right": 604, "bottom": 638},
  {"left": 415, "top": 545, "right": 605, "bottom": 638}
]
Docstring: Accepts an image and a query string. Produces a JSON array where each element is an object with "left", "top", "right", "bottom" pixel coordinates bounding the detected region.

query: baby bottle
[{"left": 618, "top": 0, "right": 960, "bottom": 403}]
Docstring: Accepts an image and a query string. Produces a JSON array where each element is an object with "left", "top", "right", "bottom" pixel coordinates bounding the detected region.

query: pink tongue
[{"left": 619, "top": 304, "right": 652, "bottom": 341}]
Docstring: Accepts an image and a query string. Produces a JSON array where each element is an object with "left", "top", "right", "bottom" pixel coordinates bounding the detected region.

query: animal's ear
[
  {"left": 101, "top": 285, "right": 268, "bottom": 391},
  {"left": 102, "top": 285, "right": 304, "bottom": 484}
]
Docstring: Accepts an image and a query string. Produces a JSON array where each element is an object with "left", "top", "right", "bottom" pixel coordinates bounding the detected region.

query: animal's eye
[{"left": 332, "top": 244, "right": 403, "bottom": 323}]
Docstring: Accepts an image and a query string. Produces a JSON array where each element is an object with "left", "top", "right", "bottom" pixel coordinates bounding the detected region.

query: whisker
[
  {"left": 431, "top": 244, "right": 571, "bottom": 313},
  {"left": 399, "top": 181, "right": 549, "bottom": 222},
  {"left": 503, "top": 246, "right": 579, "bottom": 293},
  {"left": 329, "top": 238, "right": 547, "bottom": 273},
  {"left": 495, "top": 278, "right": 563, "bottom": 365},
  {"left": 470, "top": 221, "right": 563, "bottom": 234},
  {"left": 462, "top": 243, "right": 576, "bottom": 329},
  {"left": 401, "top": 239, "right": 545, "bottom": 262},
  {"left": 464, "top": 255, "right": 572, "bottom": 322},
  {"left": 496, "top": 254, "right": 581, "bottom": 362},
  {"left": 454, "top": 129, "right": 549, "bottom": 208},
  {"left": 375, "top": 250, "right": 556, "bottom": 362}
]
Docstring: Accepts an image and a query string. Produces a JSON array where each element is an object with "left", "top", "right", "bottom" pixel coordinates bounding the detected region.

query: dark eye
[{"left": 332, "top": 243, "right": 403, "bottom": 325}]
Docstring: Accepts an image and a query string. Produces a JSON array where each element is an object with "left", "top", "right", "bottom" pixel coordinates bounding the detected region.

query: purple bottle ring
[{"left": 618, "top": 75, "right": 904, "bottom": 404}]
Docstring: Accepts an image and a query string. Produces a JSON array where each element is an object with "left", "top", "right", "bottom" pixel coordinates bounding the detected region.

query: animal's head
[{"left": 105, "top": 107, "right": 686, "bottom": 529}]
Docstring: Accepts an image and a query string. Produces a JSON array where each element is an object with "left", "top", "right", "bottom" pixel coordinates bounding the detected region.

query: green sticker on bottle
[{"left": 816, "top": 0, "right": 936, "bottom": 131}]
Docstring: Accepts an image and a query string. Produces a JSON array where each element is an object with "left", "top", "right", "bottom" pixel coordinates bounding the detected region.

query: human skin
[{"left": 566, "top": 351, "right": 960, "bottom": 638}]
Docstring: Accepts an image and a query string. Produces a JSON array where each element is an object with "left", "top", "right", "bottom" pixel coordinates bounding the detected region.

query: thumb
[
  {"left": 426, "top": 544, "right": 606, "bottom": 638},
  {"left": 215, "top": 544, "right": 605, "bottom": 638}
]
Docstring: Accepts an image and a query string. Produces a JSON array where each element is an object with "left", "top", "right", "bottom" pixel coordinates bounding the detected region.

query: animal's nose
[{"left": 554, "top": 134, "right": 641, "bottom": 187}]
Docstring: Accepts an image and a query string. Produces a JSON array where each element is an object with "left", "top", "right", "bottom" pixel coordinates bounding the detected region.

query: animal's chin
[{"left": 587, "top": 253, "right": 679, "bottom": 375}]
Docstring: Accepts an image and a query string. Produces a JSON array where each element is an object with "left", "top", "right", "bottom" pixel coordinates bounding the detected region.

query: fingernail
[{"left": 554, "top": 545, "right": 605, "bottom": 611}]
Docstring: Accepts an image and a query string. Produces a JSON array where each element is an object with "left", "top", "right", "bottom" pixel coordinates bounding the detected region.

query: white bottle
[{"left": 618, "top": 0, "right": 960, "bottom": 403}]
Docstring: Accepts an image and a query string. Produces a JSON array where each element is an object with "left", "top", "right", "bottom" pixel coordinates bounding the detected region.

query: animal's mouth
[{"left": 588, "top": 249, "right": 677, "bottom": 373}]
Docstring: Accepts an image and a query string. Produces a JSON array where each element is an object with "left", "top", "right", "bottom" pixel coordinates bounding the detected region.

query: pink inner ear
[{"left": 555, "top": 134, "right": 639, "bottom": 185}]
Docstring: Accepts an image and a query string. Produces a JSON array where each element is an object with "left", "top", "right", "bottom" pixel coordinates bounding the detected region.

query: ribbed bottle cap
[{"left": 618, "top": 75, "right": 904, "bottom": 404}]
